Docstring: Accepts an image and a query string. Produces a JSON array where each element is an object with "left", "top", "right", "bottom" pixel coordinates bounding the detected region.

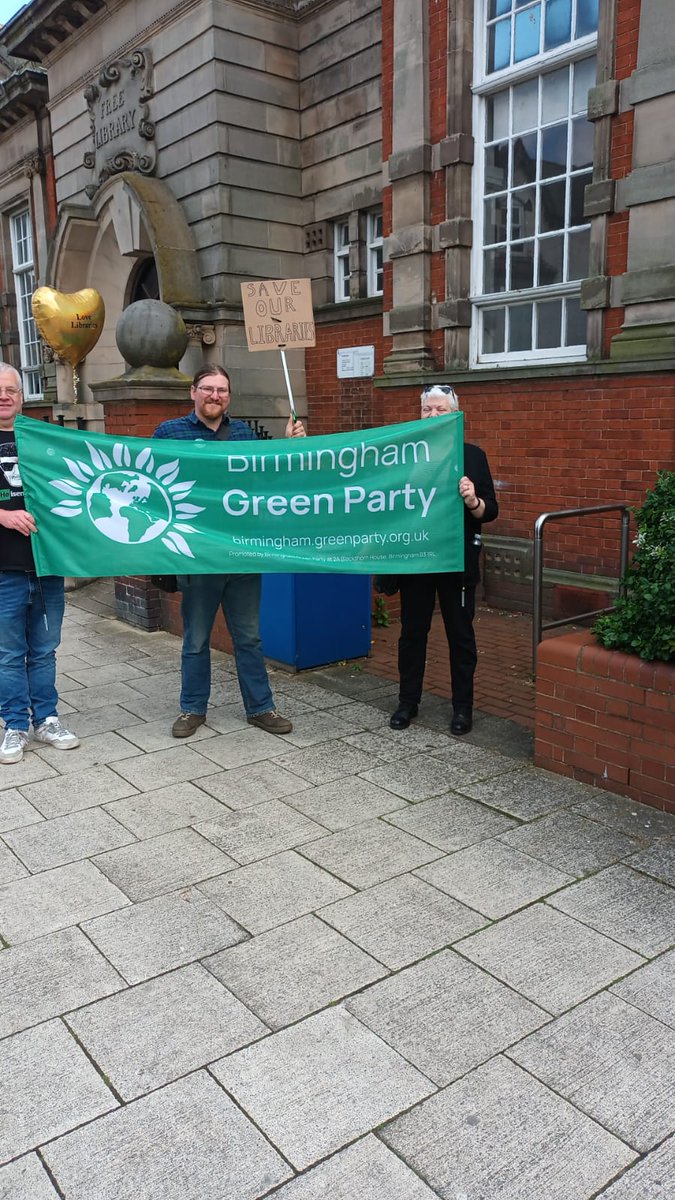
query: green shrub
[{"left": 593, "top": 470, "right": 675, "bottom": 662}]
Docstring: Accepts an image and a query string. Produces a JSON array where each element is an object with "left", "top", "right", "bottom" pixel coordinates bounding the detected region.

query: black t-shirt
[{"left": 0, "top": 427, "right": 35, "bottom": 571}]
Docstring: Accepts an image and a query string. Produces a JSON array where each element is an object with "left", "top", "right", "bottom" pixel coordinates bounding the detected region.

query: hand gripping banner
[{"left": 15, "top": 413, "right": 465, "bottom": 578}]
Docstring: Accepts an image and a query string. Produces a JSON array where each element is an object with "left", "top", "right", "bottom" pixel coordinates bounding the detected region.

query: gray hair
[
  {"left": 0, "top": 363, "right": 22, "bottom": 391},
  {"left": 420, "top": 384, "right": 459, "bottom": 411}
]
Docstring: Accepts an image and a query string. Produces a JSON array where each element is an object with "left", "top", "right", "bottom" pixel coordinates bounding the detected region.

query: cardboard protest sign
[{"left": 241, "top": 278, "right": 316, "bottom": 352}]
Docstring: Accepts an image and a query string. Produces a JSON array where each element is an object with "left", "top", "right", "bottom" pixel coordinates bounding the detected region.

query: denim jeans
[
  {"left": 0, "top": 572, "right": 65, "bottom": 731},
  {"left": 178, "top": 574, "right": 275, "bottom": 716}
]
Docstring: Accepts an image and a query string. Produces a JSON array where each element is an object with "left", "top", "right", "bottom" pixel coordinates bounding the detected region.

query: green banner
[{"left": 15, "top": 413, "right": 465, "bottom": 577}]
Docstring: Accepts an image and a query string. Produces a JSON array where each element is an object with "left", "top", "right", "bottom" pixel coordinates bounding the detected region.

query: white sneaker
[
  {"left": 34, "top": 716, "right": 80, "bottom": 750},
  {"left": 0, "top": 728, "right": 29, "bottom": 764}
]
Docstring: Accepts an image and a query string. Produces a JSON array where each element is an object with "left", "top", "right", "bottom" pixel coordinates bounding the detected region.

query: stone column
[{"left": 383, "top": 0, "right": 435, "bottom": 373}]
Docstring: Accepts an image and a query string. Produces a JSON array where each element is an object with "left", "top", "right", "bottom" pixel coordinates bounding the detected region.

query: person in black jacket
[{"left": 390, "top": 385, "right": 498, "bottom": 735}]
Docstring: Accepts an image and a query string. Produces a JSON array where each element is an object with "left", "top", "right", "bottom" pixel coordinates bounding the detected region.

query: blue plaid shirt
[{"left": 153, "top": 410, "right": 257, "bottom": 441}]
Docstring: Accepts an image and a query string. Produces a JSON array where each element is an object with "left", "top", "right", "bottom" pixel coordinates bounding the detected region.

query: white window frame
[
  {"left": 333, "top": 218, "right": 351, "bottom": 302},
  {"left": 366, "top": 209, "right": 383, "bottom": 297},
  {"left": 471, "top": 0, "right": 598, "bottom": 367},
  {"left": 9, "top": 208, "right": 42, "bottom": 399}
]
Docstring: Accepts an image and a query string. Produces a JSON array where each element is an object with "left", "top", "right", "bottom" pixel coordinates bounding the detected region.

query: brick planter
[{"left": 535, "top": 631, "right": 675, "bottom": 813}]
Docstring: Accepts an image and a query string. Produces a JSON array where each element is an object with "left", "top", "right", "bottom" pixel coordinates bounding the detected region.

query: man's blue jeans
[
  {"left": 0, "top": 572, "right": 65, "bottom": 732},
  {"left": 178, "top": 573, "right": 275, "bottom": 717}
]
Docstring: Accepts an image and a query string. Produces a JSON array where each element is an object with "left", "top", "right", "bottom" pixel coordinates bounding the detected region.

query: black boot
[
  {"left": 390, "top": 703, "right": 418, "bottom": 730},
  {"left": 451, "top": 708, "right": 473, "bottom": 735}
]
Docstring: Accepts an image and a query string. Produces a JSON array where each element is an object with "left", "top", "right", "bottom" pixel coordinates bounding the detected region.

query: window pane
[
  {"left": 570, "top": 172, "right": 591, "bottom": 224},
  {"left": 538, "top": 234, "right": 564, "bottom": 284},
  {"left": 542, "top": 67, "right": 569, "bottom": 124},
  {"left": 484, "top": 195, "right": 509, "bottom": 243},
  {"left": 571, "top": 117, "right": 594, "bottom": 169},
  {"left": 487, "top": 91, "right": 510, "bottom": 141},
  {"left": 536, "top": 298, "right": 563, "bottom": 347},
  {"left": 566, "top": 296, "right": 587, "bottom": 345},
  {"left": 511, "top": 239, "right": 535, "bottom": 288},
  {"left": 512, "top": 79, "right": 538, "bottom": 133},
  {"left": 485, "top": 143, "right": 509, "bottom": 192},
  {"left": 539, "top": 179, "right": 566, "bottom": 231},
  {"left": 483, "top": 307, "right": 506, "bottom": 353},
  {"left": 541, "top": 123, "right": 568, "bottom": 178},
  {"left": 511, "top": 187, "right": 536, "bottom": 238},
  {"left": 509, "top": 303, "right": 533, "bottom": 351},
  {"left": 485, "top": 247, "right": 508, "bottom": 292},
  {"left": 544, "top": 0, "right": 571, "bottom": 50},
  {"left": 514, "top": 5, "right": 541, "bottom": 62},
  {"left": 576, "top": 0, "right": 599, "bottom": 38},
  {"left": 512, "top": 132, "right": 537, "bottom": 185},
  {"left": 488, "top": 18, "right": 511, "bottom": 72},
  {"left": 489, "top": 0, "right": 511, "bottom": 19},
  {"left": 573, "top": 57, "right": 596, "bottom": 113},
  {"left": 567, "top": 227, "right": 590, "bottom": 280}
]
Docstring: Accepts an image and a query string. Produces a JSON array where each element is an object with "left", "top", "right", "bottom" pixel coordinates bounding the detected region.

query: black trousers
[{"left": 398, "top": 574, "right": 477, "bottom": 711}]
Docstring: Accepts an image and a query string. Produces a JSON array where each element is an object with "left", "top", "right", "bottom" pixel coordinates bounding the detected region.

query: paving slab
[
  {"left": 199, "top": 703, "right": 249, "bottom": 735},
  {"left": 18, "top": 764, "right": 139, "bottom": 819},
  {"left": 0, "top": 1019, "right": 117, "bottom": 1164},
  {"left": 82, "top": 887, "right": 248, "bottom": 984},
  {"left": 56, "top": 681, "right": 151, "bottom": 712},
  {"left": 498, "top": 810, "right": 641, "bottom": 876},
  {"left": 611, "top": 948, "right": 674, "bottom": 1028},
  {"left": 0, "top": 860, "right": 129, "bottom": 944},
  {"left": 119, "top": 671, "right": 180, "bottom": 700},
  {"left": 329, "top": 701, "right": 398, "bottom": 730},
  {"left": 110, "top": 747, "right": 224, "bottom": 797},
  {"left": 571, "top": 792, "right": 675, "bottom": 841},
  {"left": 321, "top": 873, "right": 487, "bottom": 968},
  {"left": 430, "top": 741, "right": 523, "bottom": 782},
  {"left": 41, "top": 1070, "right": 291, "bottom": 1199},
  {"left": 625, "top": 836, "right": 675, "bottom": 886},
  {"left": 280, "top": 709, "right": 365, "bottom": 747},
  {"left": 198, "top": 849, "right": 354, "bottom": 933},
  {"left": 509, "top": 991, "right": 675, "bottom": 1151},
  {"left": 205, "top": 914, "right": 387, "bottom": 1029},
  {"left": 195, "top": 760, "right": 313, "bottom": 810},
  {"left": 299, "top": 667, "right": 396, "bottom": 702},
  {"left": 195, "top": 799, "right": 326, "bottom": 864},
  {"left": 191, "top": 729, "right": 289, "bottom": 769},
  {"left": 0, "top": 755, "right": 57, "bottom": 791},
  {"left": 63, "top": 704, "right": 146, "bottom": 738},
  {"left": 385, "top": 792, "right": 517, "bottom": 851},
  {"left": 274, "top": 678, "right": 372, "bottom": 709},
  {"left": 211, "top": 1007, "right": 435, "bottom": 1171},
  {"left": 300, "top": 818, "right": 442, "bottom": 888},
  {"left": 282, "top": 775, "right": 408, "bottom": 830},
  {"left": 66, "top": 963, "right": 266, "bottom": 1100},
  {"left": 347, "top": 949, "right": 547, "bottom": 1085},
  {"left": 104, "top": 782, "right": 229, "bottom": 838},
  {"left": 359, "top": 754, "right": 462, "bottom": 802},
  {"left": 548, "top": 865, "right": 675, "bottom": 957},
  {"left": 270, "top": 1134, "right": 438, "bottom": 1199},
  {"left": 274, "top": 741, "right": 379, "bottom": 784},
  {"left": 112, "top": 717, "right": 218, "bottom": 753},
  {"left": 457, "top": 903, "right": 644, "bottom": 1014},
  {"left": 0, "top": 926, "right": 124, "bottom": 1039},
  {"left": 0, "top": 839, "right": 28, "bottom": 883},
  {"left": 416, "top": 839, "right": 573, "bottom": 919},
  {"left": 0, "top": 789, "right": 43, "bottom": 834},
  {"left": 93, "top": 828, "right": 236, "bottom": 901},
  {"left": 595, "top": 1135, "right": 675, "bottom": 1198},
  {"left": 381, "top": 1055, "right": 636, "bottom": 1200},
  {"left": 460, "top": 766, "right": 595, "bottom": 820},
  {"left": 3, "top": 807, "right": 134, "bottom": 873},
  {"left": 0, "top": 1153, "right": 60, "bottom": 1198},
  {"left": 58, "top": 663, "right": 147, "bottom": 687}
]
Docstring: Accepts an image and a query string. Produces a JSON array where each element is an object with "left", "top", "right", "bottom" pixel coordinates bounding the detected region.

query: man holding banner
[
  {"left": 0, "top": 363, "right": 80, "bottom": 764},
  {"left": 390, "top": 385, "right": 498, "bottom": 737},
  {"left": 153, "top": 365, "right": 306, "bottom": 739}
]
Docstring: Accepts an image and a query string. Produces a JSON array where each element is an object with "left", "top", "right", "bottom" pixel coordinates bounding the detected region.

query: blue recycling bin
[{"left": 260, "top": 573, "right": 372, "bottom": 670}]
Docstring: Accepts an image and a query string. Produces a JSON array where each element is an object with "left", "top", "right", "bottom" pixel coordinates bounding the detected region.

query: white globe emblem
[{"left": 49, "top": 441, "right": 204, "bottom": 559}]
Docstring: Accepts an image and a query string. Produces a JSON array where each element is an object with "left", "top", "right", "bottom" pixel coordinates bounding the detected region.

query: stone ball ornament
[
  {"left": 116, "top": 300, "right": 188, "bottom": 370},
  {"left": 31, "top": 286, "right": 105, "bottom": 368}
]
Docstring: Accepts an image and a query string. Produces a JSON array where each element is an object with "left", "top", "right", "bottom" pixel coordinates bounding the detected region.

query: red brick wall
[
  {"left": 305, "top": 316, "right": 392, "bottom": 436},
  {"left": 535, "top": 630, "right": 675, "bottom": 812}
]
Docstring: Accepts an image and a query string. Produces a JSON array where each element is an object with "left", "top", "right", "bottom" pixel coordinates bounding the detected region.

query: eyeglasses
[
  {"left": 0, "top": 388, "right": 20, "bottom": 398},
  {"left": 421, "top": 386, "right": 457, "bottom": 398},
  {"left": 196, "top": 386, "right": 229, "bottom": 398}
]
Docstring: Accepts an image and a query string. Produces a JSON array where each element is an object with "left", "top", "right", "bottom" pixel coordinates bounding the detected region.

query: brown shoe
[
  {"left": 247, "top": 710, "right": 293, "bottom": 735},
  {"left": 172, "top": 712, "right": 206, "bottom": 738}
]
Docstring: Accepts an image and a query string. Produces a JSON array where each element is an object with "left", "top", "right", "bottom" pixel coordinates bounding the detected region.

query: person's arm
[
  {"left": 459, "top": 447, "right": 498, "bottom": 524},
  {"left": 285, "top": 416, "right": 306, "bottom": 438},
  {"left": 0, "top": 508, "right": 36, "bottom": 535}
]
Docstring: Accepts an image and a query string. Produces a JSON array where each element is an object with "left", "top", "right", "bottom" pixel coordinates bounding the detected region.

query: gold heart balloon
[{"left": 32, "top": 286, "right": 105, "bottom": 368}]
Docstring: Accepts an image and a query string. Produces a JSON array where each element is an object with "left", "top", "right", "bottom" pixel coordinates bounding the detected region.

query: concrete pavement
[{"left": 0, "top": 581, "right": 673, "bottom": 1199}]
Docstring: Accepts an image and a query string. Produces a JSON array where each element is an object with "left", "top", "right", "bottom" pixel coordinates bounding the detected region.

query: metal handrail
[{"left": 532, "top": 504, "right": 631, "bottom": 673}]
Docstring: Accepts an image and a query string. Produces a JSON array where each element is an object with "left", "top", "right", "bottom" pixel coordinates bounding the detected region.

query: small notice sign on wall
[
  {"left": 241, "top": 279, "right": 316, "bottom": 351},
  {"left": 337, "top": 346, "right": 375, "bottom": 378}
]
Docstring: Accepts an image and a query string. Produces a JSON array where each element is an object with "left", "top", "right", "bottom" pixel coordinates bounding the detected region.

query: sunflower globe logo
[{"left": 49, "top": 441, "right": 204, "bottom": 557}]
